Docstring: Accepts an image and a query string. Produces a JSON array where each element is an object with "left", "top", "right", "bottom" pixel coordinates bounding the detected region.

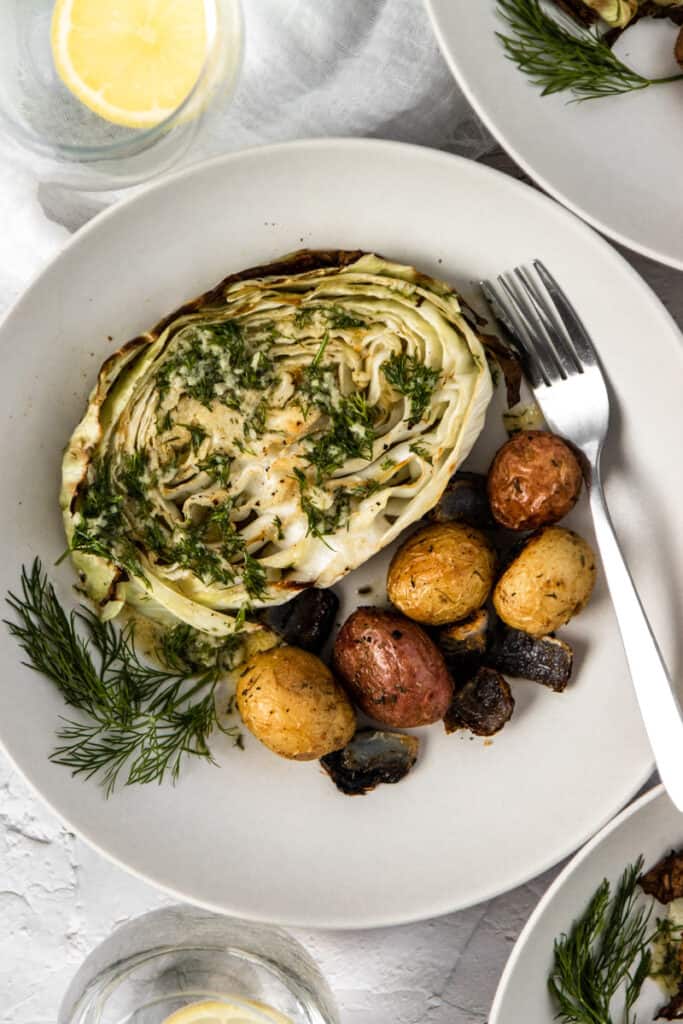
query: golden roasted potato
[
  {"left": 387, "top": 522, "right": 495, "bottom": 626},
  {"left": 488, "top": 431, "right": 583, "bottom": 531},
  {"left": 493, "top": 527, "right": 596, "bottom": 637},
  {"left": 236, "top": 647, "right": 355, "bottom": 761}
]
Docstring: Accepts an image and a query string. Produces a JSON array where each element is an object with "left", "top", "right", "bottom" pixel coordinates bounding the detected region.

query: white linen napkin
[{"left": 0, "top": 0, "right": 493, "bottom": 254}]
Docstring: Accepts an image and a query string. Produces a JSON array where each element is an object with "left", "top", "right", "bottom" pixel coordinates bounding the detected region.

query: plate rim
[
  {"left": 489, "top": 782, "right": 665, "bottom": 1023},
  {"left": 423, "top": 0, "right": 683, "bottom": 273},
  {"left": 0, "top": 136, "right": 678, "bottom": 928}
]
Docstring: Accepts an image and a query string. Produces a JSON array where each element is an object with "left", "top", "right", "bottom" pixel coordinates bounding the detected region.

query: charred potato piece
[
  {"left": 655, "top": 988, "right": 683, "bottom": 1022},
  {"left": 639, "top": 849, "right": 683, "bottom": 904},
  {"left": 438, "top": 608, "right": 489, "bottom": 681},
  {"left": 236, "top": 647, "right": 355, "bottom": 761},
  {"left": 493, "top": 527, "right": 596, "bottom": 637},
  {"left": 428, "top": 471, "right": 494, "bottom": 529},
  {"left": 333, "top": 607, "right": 453, "bottom": 727},
  {"left": 261, "top": 587, "right": 339, "bottom": 653},
  {"left": 488, "top": 627, "right": 573, "bottom": 692},
  {"left": 321, "top": 729, "right": 419, "bottom": 796},
  {"left": 439, "top": 608, "right": 489, "bottom": 657},
  {"left": 550, "top": 0, "right": 598, "bottom": 24},
  {"left": 488, "top": 431, "right": 583, "bottom": 531},
  {"left": 387, "top": 522, "right": 495, "bottom": 627},
  {"left": 444, "top": 667, "right": 514, "bottom": 736}
]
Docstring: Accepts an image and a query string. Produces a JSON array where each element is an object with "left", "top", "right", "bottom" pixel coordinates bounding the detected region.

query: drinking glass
[
  {"left": 0, "top": 1, "right": 243, "bottom": 190},
  {"left": 58, "top": 906, "right": 340, "bottom": 1024}
]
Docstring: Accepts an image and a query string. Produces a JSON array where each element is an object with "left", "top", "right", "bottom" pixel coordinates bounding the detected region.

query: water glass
[
  {"left": 0, "top": 0, "right": 243, "bottom": 190},
  {"left": 59, "top": 906, "right": 339, "bottom": 1024}
]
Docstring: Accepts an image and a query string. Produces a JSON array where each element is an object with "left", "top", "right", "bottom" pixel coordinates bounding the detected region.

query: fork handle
[{"left": 588, "top": 470, "right": 683, "bottom": 808}]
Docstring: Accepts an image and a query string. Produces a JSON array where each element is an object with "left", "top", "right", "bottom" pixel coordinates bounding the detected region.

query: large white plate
[
  {"left": 0, "top": 139, "right": 681, "bottom": 929},
  {"left": 490, "top": 785, "right": 683, "bottom": 1023},
  {"left": 425, "top": 0, "right": 683, "bottom": 270}
]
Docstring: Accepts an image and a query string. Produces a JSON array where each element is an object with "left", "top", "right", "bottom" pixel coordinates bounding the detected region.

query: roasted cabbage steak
[{"left": 61, "top": 250, "right": 493, "bottom": 638}]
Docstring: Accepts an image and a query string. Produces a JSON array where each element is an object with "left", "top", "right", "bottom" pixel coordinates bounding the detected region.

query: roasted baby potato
[
  {"left": 236, "top": 647, "right": 355, "bottom": 761},
  {"left": 333, "top": 607, "right": 453, "bottom": 727},
  {"left": 487, "top": 430, "right": 583, "bottom": 531},
  {"left": 444, "top": 667, "right": 515, "bottom": 737},
  {"left": 387, "top": 522, "right": 495, "bottom": 626},
  {"left": 488, "top": 626, "right": 573, "bottom": 692},
  {"left": 437, "top": 608, "right": 489, "bottom": 682},
  {"left": 493, "top": 526, "right": 596, "bottom": 637},
  {"left": 260, "top": 587, "right": 339, "bottom": 653},
  {"left": 427, "top": 471, "right": 494, "bottom": 529},
  {"left": 320, "top": 729, "right": 420, "bottom": 796}
]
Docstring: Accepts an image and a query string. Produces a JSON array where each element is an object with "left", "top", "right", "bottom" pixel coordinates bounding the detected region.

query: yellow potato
[
  {"left": 493, "top": 526, "right": 596, "bottom": 637},
  {"left": 387, "top": 522, "right": 495, "bottom": 626},
  {"left": 236, "top": 647, "right": 355, "bottom": 761}
]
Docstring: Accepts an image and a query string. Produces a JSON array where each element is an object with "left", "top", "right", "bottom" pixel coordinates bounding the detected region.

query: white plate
[
  {"left": 0, "top": 139, "right": 681, "bottom": 929},
  {"left": 425, "top": 0, "right": 683, "bottom": 270},
  {"left": 490, "top": 785, "right": 683, "bottom": 1023}
]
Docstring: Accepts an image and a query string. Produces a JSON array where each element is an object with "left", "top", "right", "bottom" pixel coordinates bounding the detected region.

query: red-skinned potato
[
  {"left": 487, "top": 430, "right": 583, "bottom": 531},
  {"left": 333, "top": 607, "right": 454, "bottom": 727}
]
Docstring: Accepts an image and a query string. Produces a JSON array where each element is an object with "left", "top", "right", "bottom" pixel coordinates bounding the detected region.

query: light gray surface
[{"left": 0, "top": 1, "right": 681, "bottom": 1021}]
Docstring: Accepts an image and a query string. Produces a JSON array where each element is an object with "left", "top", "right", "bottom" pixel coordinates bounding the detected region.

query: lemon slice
[
  {"left": 161, "top": 998, "right": 292, "bottom": 1024},
  {"left": 51, "top": 0, "right": 211, "bottom": 129}
]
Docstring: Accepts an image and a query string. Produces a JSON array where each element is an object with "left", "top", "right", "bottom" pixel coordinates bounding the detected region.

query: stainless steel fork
[{"left": 481, "top": 260, "right": 683, "bottom": 808}]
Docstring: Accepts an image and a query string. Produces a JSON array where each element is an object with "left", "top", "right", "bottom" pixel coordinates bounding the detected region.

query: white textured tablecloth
[{"left": 0, "top": 2, "right": 681, "bottom": 1022}]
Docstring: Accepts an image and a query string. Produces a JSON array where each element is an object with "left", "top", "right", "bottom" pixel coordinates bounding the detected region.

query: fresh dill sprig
[
  {"left": 179, "top": 422, "right": 208, "bottom": 453},
  {"left": 207, "top": 501, "right": 268, "bottom": 601},
  {"left": 304, "top": 391, "right": 376, "bottom": 483},
  {"left": 496, "top": 0, "right": 683, "bottom": 101},
  {"left": 157, "top": 621, "right": 242, "bottom": 674},
  {"left": 156, "top": 320, "right": 274, "bottom": 408},
  {"left": 118, "top": 450, "right": 154, "bottom": 506},
  {"left": 293, "top": 307, "right": 315, "bottom": 329},
  {"left": 382, "top": 353, "right": 440, "bottom": 425},
  {"left": 293, "top": 468, "right": 352, "bottom": 543},
  {"left": 311, "top": 332, "right": 331, "bottom": 368},
  {"left": 168, "top": 526, "right": 234, "bottom": 587},
  {"left": 71, "top": 520, "right": 146, "bottom": 582},
  {"left": 273, "top": 515, "right": 285, "bottom": 541},
  {"left": 292, "top": 306, "right": 365, "bottom": 331},
  {"left": 71, "top": 521, "right": 116, "bottom": 563},
  {"left": 241, "top": 552, "right": 268, "bottom": 601},
  {"left": 327, "top": 305, "right": 366, "bottom": 330},
  {"left": 243, "top": 397, "right": 269, "bottom": 439},
  {"left": 4, "top": 560, "right": 243, "bottom": 795},
  {"left": 548, "top": 856, "right": 661, "bottom": 1024},
  {"left": 199, "top": 452, "right": 233, "bottom": 486},
  {"left": 351, "top": 479, "right": 382, "bottom": 499},
  {"left": 409, "top": 441, "right": 433, "bottom": 464},
  {"left": 71, "top": 456, "right": 148, "bottom": 581}
]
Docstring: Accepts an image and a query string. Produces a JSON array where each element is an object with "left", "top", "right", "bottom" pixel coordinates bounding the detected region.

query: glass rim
[
  {"left": 59, "top": 906, "right": 340, "bottom": 1024},
  {"left": 0, "top": 0, "right": 243, "bottom": 163}
]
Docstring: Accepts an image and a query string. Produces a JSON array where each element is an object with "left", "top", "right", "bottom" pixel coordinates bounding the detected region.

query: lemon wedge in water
[
  {"left": 161, "top": 999, "right": 293, "bottom": 1024},
  {"left": 51, "top": 0, "right": 211, "bottom": 129}
]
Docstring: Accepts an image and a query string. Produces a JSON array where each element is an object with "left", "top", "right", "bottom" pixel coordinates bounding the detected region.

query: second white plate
[
  {"left": 491, "top": 785, "right": 683, "bottom": 1023},
  {"left": 426, "top": 0, "right": 683, "bottom": 270}
]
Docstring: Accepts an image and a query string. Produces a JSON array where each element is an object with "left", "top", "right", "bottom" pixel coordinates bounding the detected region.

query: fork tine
[
  {"left": 515, "top": 267, "right": 582, "bottom": 378},
  {"left": 499, "top": 274, "right": 563, "bottom": 386},
  {"left": 533, "top": 260, "right": 598, "bottom": 369},
  {"left": 479, "top": 279, "right": 521, "bottom": 347},
  {"left": 480, "top": 278, "right": 546, "bottom": 390}
]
